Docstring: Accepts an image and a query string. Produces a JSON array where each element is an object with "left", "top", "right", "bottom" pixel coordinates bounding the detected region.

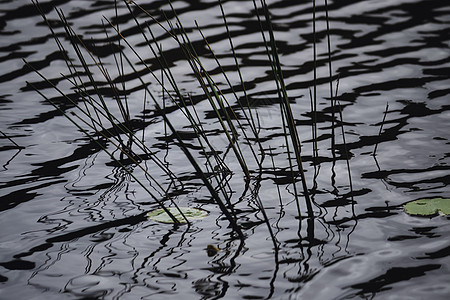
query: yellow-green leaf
[
  {"left": 403, "top": 198, "right": 450, "bottom": 217},
  {"left": 147, "top": 207, "right": 208, "bottom": 224}
]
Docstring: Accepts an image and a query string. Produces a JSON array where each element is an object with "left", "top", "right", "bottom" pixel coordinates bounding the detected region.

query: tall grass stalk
[
  {"left": 373, "top": 102, "right": 389, "bottom": 156},
  {"left": 257, "top": 0, "right": 313, "bottom": 219},
  {"left": 195, "top": 22, "right": 264, "bottom": 170},
  {"left": 337, "top": 102, "right": 355, "bottom": 214},
  {"left": 0, "top": 130, "right": 24, "bottom": 150},
  {"left": 217, "top": 0, "right": 264, "bottom": 165},
  {"left": 324, "top": 0, "right": 336, "bottom": 155}
]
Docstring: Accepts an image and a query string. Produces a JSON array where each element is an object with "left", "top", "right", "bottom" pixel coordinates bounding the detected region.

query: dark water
[{"left": 1, "top": 0, "right": 449, "bottom": 299}]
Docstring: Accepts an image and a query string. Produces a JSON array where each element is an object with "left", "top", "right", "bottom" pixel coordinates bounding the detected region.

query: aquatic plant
[{"left": 26, "top": 0, "right": 352, "bottom": 247}]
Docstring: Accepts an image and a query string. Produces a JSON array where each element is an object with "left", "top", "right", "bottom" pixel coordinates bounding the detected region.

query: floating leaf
[
  {"left": 206, "top": 244, "right": 220, "bottom": 257},
  {"left": 403, "top": 198, "right": 450, "bottom": 217},
  {"left": 147, "top": 207, "right": 208, "bottom": 224}
]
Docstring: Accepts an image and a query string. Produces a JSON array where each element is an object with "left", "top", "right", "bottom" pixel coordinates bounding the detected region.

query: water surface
[{"left": 1, "top": 0, "right": 449, "bottom": 299}]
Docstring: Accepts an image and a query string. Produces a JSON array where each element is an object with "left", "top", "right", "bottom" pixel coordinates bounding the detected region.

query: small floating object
[
  {"left": 206, "top": 244, "right": 220, "bottom": 257},
  {"left": 147, "top": 207, "right": 208, "bottom": 224},
  {"left": 403, "top": 197, "right": 450, "bottom": 217}
]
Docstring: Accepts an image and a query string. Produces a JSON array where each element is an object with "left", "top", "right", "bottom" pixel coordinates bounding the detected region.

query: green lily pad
[
  {"left": 147, "top": 207, "right": 208, "bottom": 224},
  {"left": 403, "top": 198, "right": 450, "bottom": 217}
]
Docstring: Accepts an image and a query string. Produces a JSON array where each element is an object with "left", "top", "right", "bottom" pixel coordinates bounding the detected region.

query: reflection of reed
[{"left": 24, "top": 166, "right": 189, "bottom": 297}]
